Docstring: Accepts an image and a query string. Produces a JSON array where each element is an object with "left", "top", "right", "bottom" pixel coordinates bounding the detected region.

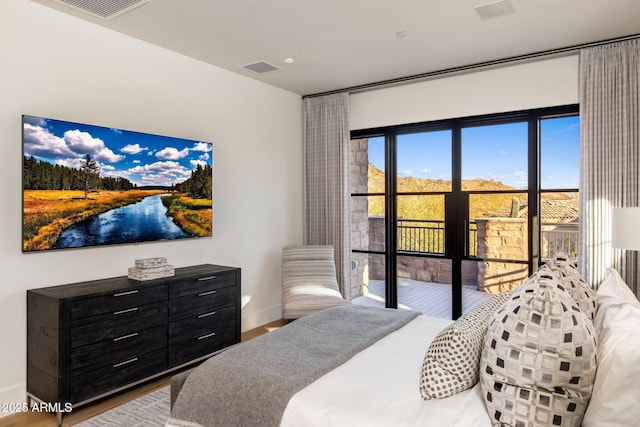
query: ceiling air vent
[
  {"left": 241, "top": 61, "right": 282, "bottom": 75},
  {"left": 48, "top": 0, "right": 150, "bottom": 20},
  {"left": 474, "top": 0, "right": 515, "bottom": 20}
]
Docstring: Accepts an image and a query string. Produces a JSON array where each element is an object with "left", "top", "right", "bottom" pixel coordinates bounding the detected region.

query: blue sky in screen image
[
  {"left": 23, "top": 115, "right": 212, "bottom": 187},
  {"left": 366, "top": 116, "right": 579, "bottom": 189}
]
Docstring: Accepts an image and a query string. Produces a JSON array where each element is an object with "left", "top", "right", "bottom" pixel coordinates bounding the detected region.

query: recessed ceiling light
[
  {"left": 283, "top": 58, "right": 295, "bottom": 64},
  {"left": 475, "top": 0, "right": 515, "bottom": 20}
]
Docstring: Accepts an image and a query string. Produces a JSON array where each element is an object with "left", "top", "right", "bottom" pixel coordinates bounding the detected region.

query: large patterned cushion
[
  {"left": 419, "top": 291, "right": 512, "bottom": 400},
  {"left": 517, "top": 265, "right": 598, "bottom": 322},
  {"left": 480, "top": 276, "right": 597, "bottom": 427},
  {"left": 545, "top": 254, "right": 579, "bottom": 273},
  {"left": 541, "top": 261, "right": 598, "bottom": 322}
]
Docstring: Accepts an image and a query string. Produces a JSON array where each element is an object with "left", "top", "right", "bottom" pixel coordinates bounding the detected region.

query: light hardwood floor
[{"left": 0, "top": 319, "right": 287, "bottom": 427}]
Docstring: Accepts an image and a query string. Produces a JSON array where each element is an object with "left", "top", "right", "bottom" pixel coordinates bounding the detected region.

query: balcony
[
  {"left": 352, "top": 278, "right": 493, "bottom": 318},
  {"left": 349, "top": 217, "right": 579, "bottom": 316}
]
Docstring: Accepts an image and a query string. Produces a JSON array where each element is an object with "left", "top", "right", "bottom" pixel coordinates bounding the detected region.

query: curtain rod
[{"left": 302, "top": 33, "right": 640, "bottom": 99}]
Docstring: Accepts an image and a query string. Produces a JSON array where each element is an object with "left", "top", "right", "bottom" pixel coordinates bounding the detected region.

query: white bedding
[{"left": 280, "top": 315, "right": 492, "bottom": 427}]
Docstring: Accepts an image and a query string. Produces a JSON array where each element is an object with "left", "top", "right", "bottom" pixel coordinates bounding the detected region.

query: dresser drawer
[
  {"left": 169, "top": 271, "right": 236, "bottom": 299},
  {"left": 70, "top": 301, "right": 167, "bottom": 347},
  {"left": 70, "top": 284, "right": 168, "bottom": 320},
  {"left": 168, "top": 323, "right": 237, "bottom": 367},
  {"left": 169, "top": 306, "right": 236, "bottom": 342},
  {"left": 27, "top": 264, "right": 240, "bottom": 408},
  {"left": 70, "top": 325, "right": 167, "bottom": 375},
  {"left": 169, "top": 285, "right": 236, "bottom": 321},
  {"left": 70, "top": 347, "right": 167, "bottom": 404}
]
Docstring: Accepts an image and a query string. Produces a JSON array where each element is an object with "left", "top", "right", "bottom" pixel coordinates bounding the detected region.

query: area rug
[{"left": 76, "top": 386, "right": 169, "bottom": 426}]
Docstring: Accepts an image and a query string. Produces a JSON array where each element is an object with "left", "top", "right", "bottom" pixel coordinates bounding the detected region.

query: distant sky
[
  {"left": 23, "top": 115, "right": 212, "bottom": 187},
  {"left": 366, "top": 115, "right": 579, "bottom": 190}
]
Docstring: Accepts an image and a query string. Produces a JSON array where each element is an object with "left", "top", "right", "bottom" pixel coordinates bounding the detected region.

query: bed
[{"left": 167, "top": 262, "right": 640, "bottom": 427}]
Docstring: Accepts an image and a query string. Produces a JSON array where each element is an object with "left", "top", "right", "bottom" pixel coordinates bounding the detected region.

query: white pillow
[
  {"left": 582, "top": 302, "right": 640, "bottom": 427},
  {"left": 597, "top": 268, "right": 639, "bottom": 304},
  {"left": 593, "top": 268, "right": 640, "bottom": 335}
]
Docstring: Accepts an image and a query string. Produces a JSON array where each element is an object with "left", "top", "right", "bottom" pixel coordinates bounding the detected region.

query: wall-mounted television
[{"left": 22, "top": 115, "right": 213, "bottom": 253}]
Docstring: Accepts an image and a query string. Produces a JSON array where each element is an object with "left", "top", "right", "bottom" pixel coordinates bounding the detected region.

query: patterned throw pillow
[
  {"left": 419, "top": 291, "right": 512, "bottom": 400},
  {"left": 531, "top": 264, "right": 598, "bottom": 322},
  {"left": 545, "top": 254, "right": 579, "bottom": 272},
  {"left": 480, "top": 277, "right": 597, "bottom": 427}
]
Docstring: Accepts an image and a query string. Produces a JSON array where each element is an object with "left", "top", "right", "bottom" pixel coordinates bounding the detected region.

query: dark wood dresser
[{"left": 27, "top": 264, "right": 240, "bottom": 420}]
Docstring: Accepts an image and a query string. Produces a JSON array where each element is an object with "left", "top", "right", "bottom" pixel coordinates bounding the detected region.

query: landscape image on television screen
[{"left": 22, "top": 115, "right": 212, "bottom": 252}]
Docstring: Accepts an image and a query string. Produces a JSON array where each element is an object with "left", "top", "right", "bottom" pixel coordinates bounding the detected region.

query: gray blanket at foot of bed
[{"left": 167, "top": 305, "right": 419, "bottom": 427}]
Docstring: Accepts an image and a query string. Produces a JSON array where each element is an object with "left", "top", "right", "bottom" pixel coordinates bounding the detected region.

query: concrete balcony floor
[{"left": 352, "top": 278, "right": 494, "bottom": 320}]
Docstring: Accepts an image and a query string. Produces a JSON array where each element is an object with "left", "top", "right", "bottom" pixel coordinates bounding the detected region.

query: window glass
[
  {"left": 351, "top": 253, "right": 386, "bottom": 308},
  {"left": 350, "top": 107, "right": 580, "bottom": 319},
  {"left": 397, "top": 131, "right": 452, "bottom": 193},
  {"left": 397, "top": 195, "right": 445, "bottom": 254},
  {"left": 540, "top": 192, "right": 579, "bottom": 261},
  {"left": 469, "top": 192, "right": 529, "bottom": 261},
  {"left": 540, "top": 116, "right": 580, "bottom": 189},
  {"left": 462, "top": 122, "right": 528, "bottom": 191},
  {"left": 351, "top": 136, "right": 385, "bottom": 194}
]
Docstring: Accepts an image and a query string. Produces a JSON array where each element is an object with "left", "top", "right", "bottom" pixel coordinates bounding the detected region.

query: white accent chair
[{"left": 282, "top": 245, "right": 350, "bottom": 319}]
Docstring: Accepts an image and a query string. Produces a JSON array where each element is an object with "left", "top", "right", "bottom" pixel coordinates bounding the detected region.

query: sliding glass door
[{"left": 350, "top": 105, "right": 579, "bottom": 320}]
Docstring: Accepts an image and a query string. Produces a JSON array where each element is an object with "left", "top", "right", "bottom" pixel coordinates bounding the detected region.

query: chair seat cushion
[{"left": 283, "top": 285, "right": 350, "bottom": 318}]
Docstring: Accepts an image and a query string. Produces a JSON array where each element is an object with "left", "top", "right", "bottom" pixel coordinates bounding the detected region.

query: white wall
[
  {"left": 0, "top": 0, "right": 302, "bottom": 408},
  {"left": 350, "top": 55, "right": 579, "bottom": 130}
]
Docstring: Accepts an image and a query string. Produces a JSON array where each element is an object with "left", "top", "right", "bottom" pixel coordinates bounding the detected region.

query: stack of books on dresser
[{"left": 128, "top": 257, "right": 175, "bottom": 281}]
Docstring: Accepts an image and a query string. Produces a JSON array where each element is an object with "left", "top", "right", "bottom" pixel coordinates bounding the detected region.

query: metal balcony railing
[
  {"left": 397, "top": 219, "right": 478, "bottom": 256},
  {"left": 397, "top": 219, "right": 445, "bottom": 254},
  {"left": 540, "top": 223, "right": 579, "bottom": 260},
  {"left": 396, "top": 219, "right": 577, "bottom": 260}
]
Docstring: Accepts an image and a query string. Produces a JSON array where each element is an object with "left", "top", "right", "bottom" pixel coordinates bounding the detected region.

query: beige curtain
[
  {"left": 579, "top": 39, "right": 640, "bottom": 295},
  {"left": 302, "top": 92, "right": 351, "bottom": 299}
]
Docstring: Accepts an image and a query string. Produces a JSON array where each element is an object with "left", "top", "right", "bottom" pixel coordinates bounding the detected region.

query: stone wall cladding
[
  {"left": 350, "top": 139, "right": 370, "bottom": 298},
  {"left": 475, "top": 218, "right": 529, "bottom": 293}
]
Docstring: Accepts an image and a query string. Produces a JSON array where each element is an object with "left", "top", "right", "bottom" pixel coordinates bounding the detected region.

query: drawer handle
[
  {"left": 113, "top": 332, "right": 139, "bottom": 342},
  {"left": 197, "top": 332, "right": 216, "bottom": 340},
  {"left": 113, "top": 290, "right": 139, "bottom": 297},
  {"left": 113, "top": 357, "right": 138, "bottom": 368},
  {"left": 113, "top": 307, "right": 139, "bottom": 315},
  {"left": 198, "top": 290, "right": 217, "bottom": 297},
  {"left": 198, "top": 275, "right": 217, "bottom": 281},
  {"left": 198, "top": 311, "right": 217, "bottom": 318}
]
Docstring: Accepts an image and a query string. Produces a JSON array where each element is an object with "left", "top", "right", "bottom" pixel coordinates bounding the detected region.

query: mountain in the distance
[
  {"left": 367, "top": 163, "right": 517, "bottom": 193},
  {"left": 365, "top": 164, "right": 575, "bottom": 221}
]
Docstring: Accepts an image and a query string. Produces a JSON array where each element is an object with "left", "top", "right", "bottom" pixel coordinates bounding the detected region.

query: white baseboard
[
  {"left": 241, "top": 303, "right": 282, "bottom": 332},
  {"left": 0, "top": 383, "right": 26, "bottom": 418}
]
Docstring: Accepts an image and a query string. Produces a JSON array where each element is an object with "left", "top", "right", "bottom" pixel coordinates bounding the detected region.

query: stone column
[
  {"left": 350, "top": 138, "right": 369, "bottom": 298},
  {"left": 475, "top": 218, "right": 529, "bottom": 293}
]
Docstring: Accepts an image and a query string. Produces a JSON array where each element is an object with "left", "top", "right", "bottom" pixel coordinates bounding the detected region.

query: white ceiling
[{"left": 31, "top": 0, "right": 640, "bottom": 96}]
